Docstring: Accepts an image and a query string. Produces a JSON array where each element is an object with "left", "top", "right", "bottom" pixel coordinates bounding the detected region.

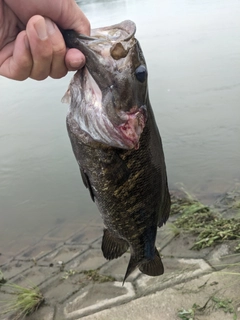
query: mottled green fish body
[{"left": 62, "top": 20, "right": 171, "bottom": 283}]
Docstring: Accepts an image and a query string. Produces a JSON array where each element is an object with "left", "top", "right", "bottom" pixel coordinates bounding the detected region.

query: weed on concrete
[
  {"left": 178, "top": 295, "right": 237, "bottom": 320},
  {"left": 0, "top": 269, "right": 6, "bottom": 285},
  {"left": 83, "top": 269, "right": 115, "bottom": 283},
  {"left": 0, "top": 282, "right": 44, "bottom": 320},
  {"left": 171, "top": 186, "right": 240, "bottom": 250}
]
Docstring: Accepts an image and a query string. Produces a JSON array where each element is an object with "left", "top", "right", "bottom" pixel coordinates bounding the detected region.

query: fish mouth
[
  {"left": 118, "top": 106, "right": 147, "bottom": 149},
  {"left": 65, "top": 69, "right": 147, "bottom": 150}
]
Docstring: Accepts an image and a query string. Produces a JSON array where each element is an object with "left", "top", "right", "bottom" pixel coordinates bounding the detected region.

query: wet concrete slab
[
  {"left": 62, "top": 282, "right": 135, "bottom": 319},
  {"left": 99, "top": 253, "right": 141, "bottom": 282},
  {"left": 0, "top": 254, "right": 12, "bottom": 267},
  {"left": 90, "top": 237, "right": 102, "bottom": 250},
  {"left": 1, "top": 191, "right": 240, "bottom": 320},
  {"left": 161, "top": 233, "right": 214, "bottom": 259},
  {"left": 44, "top": 223, "right": 86, "bottom": 242},
  {"left": 38, "top": 245, "right": 89, "bottom": 267},
  {"left": 136, "top": 257, "right": 212, "bottom": 295},
  {"left": 80, "top": 268, "right": 240, "bottom": 320},
  {"left": 9, "top": 265, "right": 60, "bottom": 289},
  {"left": 206, "top": 241, "right": 240, "bottom": 269},
  {"left": 27, "top": 306, "right": 55, "bottom": 320},
  {"left": 42, "top": 273, "right": 87, "bottom": 305},
  {"left": 0, "top": 291, "right": 19, "bottom": 320},
  {"left": 66, "top": 226, "right": 103, "bottom": 246},
  {"left": 155, "top": 225, "right": 177, "bottom": 250},
  {"left": 0, "top": 234, "right": 41, "bottom": 259},
  {"left": 0, "top": 260, "right": 32, "bottom": 280},
  {"left": 15, "top": 240, "right": 63, "bottom": 262},
  {"left": 66, "top": 249, "right": 107, "bottom": 272},
  {"left": 1, "top": 232, "right": 239, "bottom": 320}
]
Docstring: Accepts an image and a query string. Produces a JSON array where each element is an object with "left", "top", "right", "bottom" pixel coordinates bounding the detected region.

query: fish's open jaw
[
  {"left": 118, "top": 106, "right": 147, "bottom": 149},
  {"left": 68, "top": 69, "right": 147, "bottom": 150}
]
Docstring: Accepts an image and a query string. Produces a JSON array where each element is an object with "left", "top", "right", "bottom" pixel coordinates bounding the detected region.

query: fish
[{"left": 61, "top": 20, "right": 171, "bottom": 283}]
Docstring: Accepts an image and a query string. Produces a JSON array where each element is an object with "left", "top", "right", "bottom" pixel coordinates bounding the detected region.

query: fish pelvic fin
[
  {"left": 139, "top": 247, "right": 164, "bottom": 276},
  {"left": 101, "top": 229, "right": 129, "bottom": 260}
]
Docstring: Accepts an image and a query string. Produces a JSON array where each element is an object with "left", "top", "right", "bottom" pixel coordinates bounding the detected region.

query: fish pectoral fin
[
  {"left": 139, "top": 248, "right": 164, "bottom": 276},
  {"left": 80, "top": 168, "right": 95, "bottom": 202},
  {"left": 101, "top": 229, "right": 129, "bottom": 260}
]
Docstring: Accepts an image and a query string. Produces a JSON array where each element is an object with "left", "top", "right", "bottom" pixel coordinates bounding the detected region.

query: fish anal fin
[
  {"left": 80, "top": 168, "right": 95, "bottom": 202},
  {"left": 101, "top": 229, "right": 129, "bottom": 260},
  {"left": 139, "top": 247, "right": 164, "bottom": 276}
]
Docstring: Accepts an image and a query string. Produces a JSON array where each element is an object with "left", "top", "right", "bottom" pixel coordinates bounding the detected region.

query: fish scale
[{"left": 62, "top": 20, "right": 171, "bottom": 283}]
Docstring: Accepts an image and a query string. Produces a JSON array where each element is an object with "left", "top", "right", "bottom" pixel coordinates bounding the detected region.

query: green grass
[
  {"left": 174, "top": 208, "right": 240, "bottom": 250},
  {"left": 211, "top": 296, "right": 236, "bottom": 314},
  {"left": 170, "top": 188, "right": 198, "bottom": 216},
  {"left": 60, "top": 268, "right": 116, "bottom": 283},
  {"left": 0, "top": 269, "right": 6, "bottom": 285},
  {"left": 0, "top": 282, "right": 44, "bottom": 320},
  {"left": 177, "top": 305, "right": 198, "bottom": 320},
  {"left": 62, "top": 269, "right": 76, "bottom": 280},
  {"left": 83, "top": 269, "right": 115, "bottom": 283},
  {"left": 177, "top": 296, "right": 237, "bottom": 320},
  {"left": 171, "top": 186, "right": 240, "bottom": 250}
]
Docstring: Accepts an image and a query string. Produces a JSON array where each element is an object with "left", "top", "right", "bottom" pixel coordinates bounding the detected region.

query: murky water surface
[{"left": 0, "top": 0, "right": 240, "bottom": 253}]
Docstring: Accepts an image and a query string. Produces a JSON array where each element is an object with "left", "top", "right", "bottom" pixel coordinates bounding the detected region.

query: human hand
[{"left": 0, "top": 0, "right": 90, "bottom": 80}]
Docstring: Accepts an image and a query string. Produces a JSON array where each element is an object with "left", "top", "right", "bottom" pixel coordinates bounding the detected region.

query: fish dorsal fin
[{"left": 101, "top": 229, "right": 129, "bottom": 260}]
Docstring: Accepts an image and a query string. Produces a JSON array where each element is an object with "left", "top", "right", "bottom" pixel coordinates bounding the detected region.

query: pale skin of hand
[{"left": 0, "top": 0, "right": 90, "bottom": 80}]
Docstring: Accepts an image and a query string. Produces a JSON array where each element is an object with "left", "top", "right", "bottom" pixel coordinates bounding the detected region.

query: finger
[
  {"left": 59, "top": 2, "right": 90, "bottom": 70},
  {"left": 26, "top": 15, "right": 53, "bottom": 80},
  {"left": 54, "top": 1, "right": 91, "bottom": 36},
  {"left": 42, "top": 19, "right": 67, "bottom": 79},
  {"left": 0, "top": 31, "right": 33, "bottom": 80},
  {"left": 6, "top": 0, "right": 91, "bottom": 35},
  {"left": 65, "top": 48, "right": 86, "bottom": 71}
]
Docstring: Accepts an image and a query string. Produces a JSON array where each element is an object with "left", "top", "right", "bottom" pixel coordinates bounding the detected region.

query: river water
[{"left": 0, "top": 0, "right": 240, "bottom": 254}]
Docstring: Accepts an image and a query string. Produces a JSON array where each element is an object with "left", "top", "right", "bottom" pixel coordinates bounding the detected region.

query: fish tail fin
[
  {"left": 122, "top": 255, "right": 139, "bottom": 285},
  {"left": 101, "top": 229, "right": 129, "bottom": 260},
  {"left": 139, "top": 248, "right": 164, "bottom": 276}
]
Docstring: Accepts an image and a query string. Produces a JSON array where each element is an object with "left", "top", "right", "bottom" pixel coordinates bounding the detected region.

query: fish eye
[{"left": 135, "top": 65, "right": 147, "bottom": 83}]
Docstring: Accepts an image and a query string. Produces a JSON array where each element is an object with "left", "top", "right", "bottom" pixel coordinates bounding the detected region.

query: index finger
[
  {"left": 0, "top": 30, "right": 33, "bottom": 80},
  {"left": 5, "top": 0, "right": 91, "bottom": 35}
]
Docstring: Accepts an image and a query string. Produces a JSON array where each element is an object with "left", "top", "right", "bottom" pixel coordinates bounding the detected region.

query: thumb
[{"left": 57, "top": 2, "right": 90, "bottom": 36}]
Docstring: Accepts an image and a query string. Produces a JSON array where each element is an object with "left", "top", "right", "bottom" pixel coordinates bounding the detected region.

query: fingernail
[
  {"left": 45, "top": 18, "right": 56, "bottom": 35},
  {"left": 34, "top": 18, "right": 48, "bottom": 40}
]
